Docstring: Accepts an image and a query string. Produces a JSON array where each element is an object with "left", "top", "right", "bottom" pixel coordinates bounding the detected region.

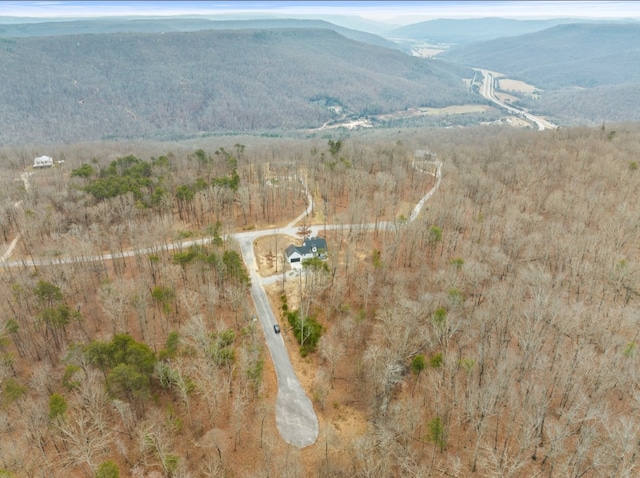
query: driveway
[
  {"left": 1, "top": 160, "right": 442, "bottom": 449},
  {"left": 237, "top": 233, "right": 319, "bottom": 447}
]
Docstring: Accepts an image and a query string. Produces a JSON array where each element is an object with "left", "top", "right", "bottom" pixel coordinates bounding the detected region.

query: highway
[{"left": 476, "top": 68, "right": 558, "bottom": 131}]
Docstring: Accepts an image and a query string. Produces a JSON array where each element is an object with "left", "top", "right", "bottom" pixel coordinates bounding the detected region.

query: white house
[
  {"left": 33, "top": 155, "right": 53, "bottom": 168},
  {"left": 285, "top": 236, "right": 328, "bottom": 269}
]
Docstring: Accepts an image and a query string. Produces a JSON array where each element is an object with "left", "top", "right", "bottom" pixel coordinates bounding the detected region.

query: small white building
[
  {"left": 33, "top": 155, "right": 53, "bottom": 168},
  {"left": 285, "top": 236, "right": 328, "bottom": 269}
]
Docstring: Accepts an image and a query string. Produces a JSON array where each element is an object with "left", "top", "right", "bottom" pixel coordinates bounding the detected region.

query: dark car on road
[{"left": 274, "top": 324, "right": 281, "bottom": 334}]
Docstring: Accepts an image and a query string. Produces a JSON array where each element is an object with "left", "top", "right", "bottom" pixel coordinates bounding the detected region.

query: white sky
[{"left": 1, "top": 1, "right": 639, "bottom": 24}]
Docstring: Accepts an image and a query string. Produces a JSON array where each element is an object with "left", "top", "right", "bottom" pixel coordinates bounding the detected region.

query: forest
[
  {"left": 518, "top": 83, "right": 640, "bottom": 126},
  {"left": 0, "top": 28, "right": 476, "bottom": 146},
  {"left": 0, "top": 123, "right": 639, "bottom": 477}
]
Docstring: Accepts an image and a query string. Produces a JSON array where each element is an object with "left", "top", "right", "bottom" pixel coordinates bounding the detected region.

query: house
[
  {"left": 285, "top": 236, "right": 328, "bottom": 269},
  {"left": 415, "top": 149, "right": 436, "bottom": 160},
  {"left": 33, "top": 155, "right": 53, "bottom": 168}
]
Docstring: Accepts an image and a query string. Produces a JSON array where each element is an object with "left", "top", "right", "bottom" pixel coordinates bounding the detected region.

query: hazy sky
[{"left": 2, "top": 1, "right": 640, "bottom": 24}]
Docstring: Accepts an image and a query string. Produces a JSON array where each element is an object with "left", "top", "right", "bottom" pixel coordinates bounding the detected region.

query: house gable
[
  {"left": 285, "top": 236, "right": 328, "bottom": 268},
  {"left": 285, "top": 245, "right": 303, "bottom": 262}
]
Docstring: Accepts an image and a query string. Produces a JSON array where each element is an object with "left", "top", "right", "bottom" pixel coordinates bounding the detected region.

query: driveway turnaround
[
  {"left": 1, "top": 161, "right": 442, "bottom": 449},
  {"left": 237, "top": 234, "right": 319, "bottom": 447}
]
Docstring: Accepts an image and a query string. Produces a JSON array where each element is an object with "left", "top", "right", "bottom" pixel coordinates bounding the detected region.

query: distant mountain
[
  {"left": 441, "top": 23, "right": 640, "bottom": 89},
  {"left": 0, "top": 28, "right": 476, "bottom": 145},
  {"left": 271, "top": 15, "right": 399, "bottom": 35},
  {"left": 387, "top": 17, "right": 584, "bottom": 44},
  {"left": 0, "top": 17, "right": 407, "bottom": 52}
]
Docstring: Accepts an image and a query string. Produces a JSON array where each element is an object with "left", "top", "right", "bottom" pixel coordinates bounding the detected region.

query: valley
[{"left": 1, "top": 5, "right": 640, "bottom": 477}]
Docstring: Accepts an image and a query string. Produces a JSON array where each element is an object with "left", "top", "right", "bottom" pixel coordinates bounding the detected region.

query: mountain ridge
[
  {"left": 0, "top": 28, "right": 476, "bottom": 145},
  {"left": 385, "top": 17, "right": 638, "bottom": 44},
  {"left": 0, "top": 17, "right": 407, "bottom": 52}
]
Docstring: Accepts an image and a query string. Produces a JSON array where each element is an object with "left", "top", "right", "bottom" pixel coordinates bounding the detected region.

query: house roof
[
  {"left": 284, "top": 244, "right": 299, "bottom": 258},
  {"left": 285, "top": 236, "right": 327, "bottom": 258},
  {"left": 301, "top": 237, "right": 327, "bottom": 254}
]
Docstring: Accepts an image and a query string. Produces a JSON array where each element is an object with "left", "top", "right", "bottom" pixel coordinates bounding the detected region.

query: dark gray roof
[
  {"left": 284, "top": 244, "right": 298, "bottom": 258},
  {"left": 285, "top": 236, "right": 327, "bottom": 258}
]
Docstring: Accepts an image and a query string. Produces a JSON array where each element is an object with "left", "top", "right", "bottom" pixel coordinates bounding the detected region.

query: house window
[{"left": 290, "top": 257, "right": 300, "bottom": 263}]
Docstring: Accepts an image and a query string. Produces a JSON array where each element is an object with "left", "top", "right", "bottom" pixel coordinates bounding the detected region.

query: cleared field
[
  {"left": 376, "top": 104, "right": 489, "bottom": 120},
  {"left": 499, "top": 78, "right": 537, "bottom": 93},
  {"left": 412, "top": 47, "right": 446, "bottom": 58},
  {"left": 424, "top": 104, "right": 488, "bottom": 115}
]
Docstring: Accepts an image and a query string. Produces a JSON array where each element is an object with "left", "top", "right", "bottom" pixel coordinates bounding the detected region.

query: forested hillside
[
  {"left": 442, "top": 23, "right": 640, "bottom": 89},
  {"left": 519, "top": 83, "right": 640, "bottom": 125},
  {"left": 0, "top": 124, "right": 640, "bottom": 476},
  {"left": 0, "top": 28, "right": 475, "bottom": 145}
]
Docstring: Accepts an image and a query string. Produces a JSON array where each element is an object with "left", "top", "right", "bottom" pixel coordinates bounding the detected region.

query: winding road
[{"left": 0, "top": 160, "right": 442, "bottom": 448}]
